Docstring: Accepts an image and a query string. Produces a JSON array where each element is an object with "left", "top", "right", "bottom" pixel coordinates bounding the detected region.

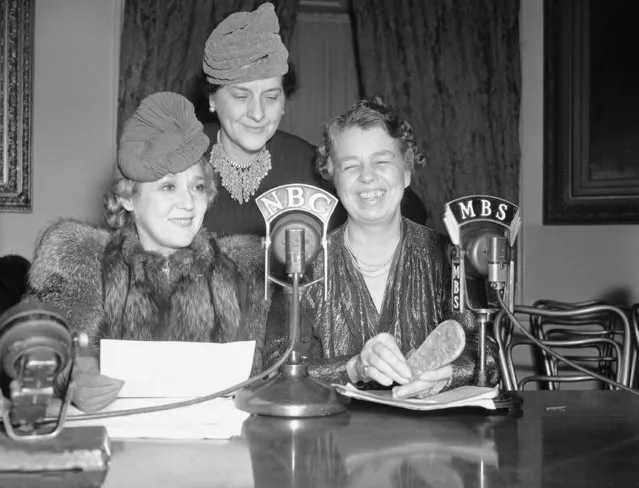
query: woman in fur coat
[{"left": 25, "top": 92, "right": 268, "bottom": 412}]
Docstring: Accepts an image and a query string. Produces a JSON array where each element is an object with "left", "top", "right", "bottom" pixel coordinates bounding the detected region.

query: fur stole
[{"left": 99, "top": 224, "right": 243, "bottom": 343}]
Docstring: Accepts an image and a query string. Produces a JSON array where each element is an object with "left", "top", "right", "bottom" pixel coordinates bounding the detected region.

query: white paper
[
  {"left": 50, "top": 397, "right": 250, "bottom": 440},
  {"left": 100, "top": 339, "right": 255, "bottom": 398},
  {"left": 332, "top": 384, "right": 499, "bottom": 411}
]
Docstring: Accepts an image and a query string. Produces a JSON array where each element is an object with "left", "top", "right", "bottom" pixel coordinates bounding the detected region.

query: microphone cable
[
  {"left": 495, "top": 292, "right": 639, "bottom": 396},
  {"left": 36, "top": 324, "right": 300, "bottom": 423}
]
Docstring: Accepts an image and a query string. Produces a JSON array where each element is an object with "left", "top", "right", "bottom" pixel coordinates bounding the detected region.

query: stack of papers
[
  {"left": 55, "top": 340, "right": 257, "bottom": 440},
  {"left": 332, "top": 384, "right": 499, "bottom": 411},
  {"left": 61, "top": 397, "right": 250, "bottom": 440}
]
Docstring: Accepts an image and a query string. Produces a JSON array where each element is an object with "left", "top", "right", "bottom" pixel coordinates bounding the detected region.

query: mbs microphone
[{"left": 443, "top": 195, "right": 521, "bottom": 391}]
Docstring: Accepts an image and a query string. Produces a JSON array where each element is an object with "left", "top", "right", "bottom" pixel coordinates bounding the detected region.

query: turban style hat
[
  {"left": 203, "top": 2, "right": 288, "bottom": 86},
  {"left": 118, "top": 92, "right": 210, "bottom": 182}
]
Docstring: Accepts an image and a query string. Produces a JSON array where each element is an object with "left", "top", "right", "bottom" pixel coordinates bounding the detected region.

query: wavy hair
[
  {"left": 104, "top": 160, "right": 217, "bottom": 230},
  {"left": 315, "top": 95, "right": 426, "bottom": 182}
]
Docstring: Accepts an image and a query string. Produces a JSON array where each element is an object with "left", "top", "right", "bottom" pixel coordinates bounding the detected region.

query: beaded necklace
[
  {"left": 209, "top": 137, "right": 272, "bottom": 204},
  {"left": 344, "top": 225, "right": 398, "bottom": 278}
]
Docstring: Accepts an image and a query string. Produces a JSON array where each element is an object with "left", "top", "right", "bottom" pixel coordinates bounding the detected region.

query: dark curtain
[
  {"left": 118, "top": 0, "right": 300, "bottom": 138},
  {"left": 350, "top": 0, "right": 521, "bottom": 233}
]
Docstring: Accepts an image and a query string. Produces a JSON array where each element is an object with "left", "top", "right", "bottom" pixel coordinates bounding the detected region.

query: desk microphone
[
  {"left": 0, "top": 301, "right": 110, "bottom": 478},
  {"left": 0, "top": 301, "right": 80, "bottom": 440},
  {"left": 235, "top": 183, "right": 350, "bottom": 417},
  {"left": 443, "top": 195, "right": 520, "bottom": 316},
  {"left": 443, "top": 195, "right": 522, "bottom": 409}
]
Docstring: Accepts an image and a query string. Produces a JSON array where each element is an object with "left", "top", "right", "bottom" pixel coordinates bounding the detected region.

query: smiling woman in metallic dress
[{"left": 264, "top": 96, "right": 499, "bottom": 399}]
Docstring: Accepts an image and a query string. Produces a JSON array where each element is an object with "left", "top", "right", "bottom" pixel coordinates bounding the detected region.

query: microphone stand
[
  {"left": 235, "top": 228, "right": 349, "bottom": 417},
  {"left": 466, "top": 304, "right": 522, "bottom": 415},
  {"left": 473, "top": 308, "right": 497, "bottom": 388}
]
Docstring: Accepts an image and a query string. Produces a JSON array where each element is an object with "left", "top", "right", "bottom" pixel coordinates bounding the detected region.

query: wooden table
[{"left": 99, "top": 390, "right": 639, "bottom": 487}]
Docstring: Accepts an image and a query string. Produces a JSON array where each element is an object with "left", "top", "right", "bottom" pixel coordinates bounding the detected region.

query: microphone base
[
  {"left": 0, "top": 425, "right": 110, "bottom": 485},
  {"left": 493, "top": 390, "right": 524, "bottom": 417},
  {"left": 235, "top": 363, "right": 350, "bottom": 417}
]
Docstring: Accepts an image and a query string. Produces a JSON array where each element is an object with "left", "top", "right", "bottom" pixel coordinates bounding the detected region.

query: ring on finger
[{"left": 358, "top": 360, "right": 370, "bottom": 379}]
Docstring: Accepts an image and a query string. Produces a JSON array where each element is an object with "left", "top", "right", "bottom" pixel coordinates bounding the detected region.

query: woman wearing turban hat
[
  {"left": 200, "top": 2, "right": 324, "bottom": 236},
  {"left": 200, "top": 2, "right": 426, "bottom": 235},
  {"left": 24, "top": 92, "right": 269, "bottom": 412}
]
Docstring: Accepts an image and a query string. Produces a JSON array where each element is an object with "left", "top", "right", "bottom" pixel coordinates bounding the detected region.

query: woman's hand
[
  {"left": 347, "top": 333, "right": 413, "bottom": 386},
  {"left": 71, "top": 356, "right": 124, "bottom": 413},
  {"left": 391, "top": 364, "right": 453, "bottom": 399}
]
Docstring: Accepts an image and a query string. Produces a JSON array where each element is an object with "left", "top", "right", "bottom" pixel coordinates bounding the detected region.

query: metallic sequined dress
[{"left": 263, "top": 218, "right": 499, "bottom": 388}]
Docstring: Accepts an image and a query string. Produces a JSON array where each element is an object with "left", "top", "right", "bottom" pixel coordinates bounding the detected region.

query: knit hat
[
  {"left": 118, "top": 92, "right": 210, "bottom": 182},
  {"left": 203, "top": 2, "right": 288, "bottom": 86}
]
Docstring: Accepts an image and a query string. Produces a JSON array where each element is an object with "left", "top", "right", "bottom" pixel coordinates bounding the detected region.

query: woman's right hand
[{"left": 347, "top": 333, "right": 413, "bottom": 386}]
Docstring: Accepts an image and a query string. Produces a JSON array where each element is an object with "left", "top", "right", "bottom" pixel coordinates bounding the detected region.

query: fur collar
[
  {"left": 117, "top": 223, "right": 217, "bottom": 283},
  {"left": 98, "top": 224, "right": 224, "bottom": 342}
]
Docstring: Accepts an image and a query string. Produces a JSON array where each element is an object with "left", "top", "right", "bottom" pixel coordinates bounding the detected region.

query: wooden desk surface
[{"left": 102, "top": 390, "right": 639, "bottom": 488}]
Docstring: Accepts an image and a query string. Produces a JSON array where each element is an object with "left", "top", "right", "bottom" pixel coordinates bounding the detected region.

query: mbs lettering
[
  {"left": 451, "top": 196, "right": 517, "bottom": 225},
  {"left": 451, "top": 259, "right": 462, "bottom": 311}
]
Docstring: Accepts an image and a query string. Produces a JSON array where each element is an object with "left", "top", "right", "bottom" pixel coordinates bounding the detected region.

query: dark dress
[{"left": 202, "top": 121, "right": 327, "bottom": 236}]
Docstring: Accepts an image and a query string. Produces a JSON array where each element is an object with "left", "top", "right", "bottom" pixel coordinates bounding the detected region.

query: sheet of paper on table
[
  {"left": 332, "top": 384, "right": 499, "bottom": 411},
  {"left": 53, "top": 340, "right": 256, "bottom": 440},
  {"left": 100, "top": 339, "right": 256, "bottom": 398}
]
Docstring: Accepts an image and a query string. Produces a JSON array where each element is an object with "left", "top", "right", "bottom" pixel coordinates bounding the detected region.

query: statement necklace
[
  {"left": 210, "top": 142, "right": 272, "bottom": 204},
  {"left": 344, "top": 226, "right": 396, "bottom": 278}
]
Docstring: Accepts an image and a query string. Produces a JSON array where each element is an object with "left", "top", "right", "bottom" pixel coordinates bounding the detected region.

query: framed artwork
[
  {"left": 0, "top": 0, "right": 33, "bottom": 212},
  {"left": 544, "top": 0, "right": 639, "bottom": 224}
]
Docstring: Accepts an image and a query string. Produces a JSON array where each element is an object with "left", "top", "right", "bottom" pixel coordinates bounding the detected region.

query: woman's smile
[
  {"left": 241, "top": 123, "right": 268, "bottom": 133},
  {"left": 358, "top": 190, "right": 386, "bottom": 202},
  {"left": 169, "top": 217, "right": 194, "bottom": 227}
]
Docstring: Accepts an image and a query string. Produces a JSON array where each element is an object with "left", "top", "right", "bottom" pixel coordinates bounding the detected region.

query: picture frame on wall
[
  {"left": 544, "top": 0, "right": 639, "bottom": 224},
  {"left": 0, "top": 0, "right": 34, "bottom": 212}
]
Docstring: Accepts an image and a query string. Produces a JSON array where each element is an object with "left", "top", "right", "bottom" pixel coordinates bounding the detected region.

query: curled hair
[
  {"left": 315, "top": 95, "right": 426, "bottom": 182},
  {"left": 103, "top": 160, "right": 218, "bottom": 230}
]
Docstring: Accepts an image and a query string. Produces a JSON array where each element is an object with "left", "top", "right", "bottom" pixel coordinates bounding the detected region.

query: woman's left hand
[{"left": 391, "top": 364, "right": 453, "bottom": 399}]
